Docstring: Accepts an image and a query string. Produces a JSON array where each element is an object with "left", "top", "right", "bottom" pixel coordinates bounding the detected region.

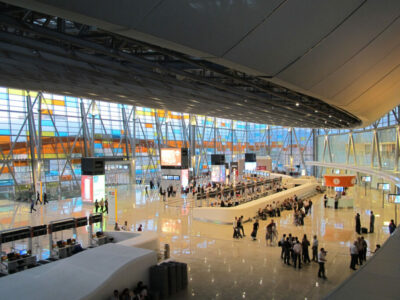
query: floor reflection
[{"left": 0, "top": 185, "right": 396, "bottom": 299}]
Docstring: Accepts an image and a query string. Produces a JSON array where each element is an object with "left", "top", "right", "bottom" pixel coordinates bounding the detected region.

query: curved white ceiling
[{"left": 5, "top": 0, "right": 400, "bottom": 126}]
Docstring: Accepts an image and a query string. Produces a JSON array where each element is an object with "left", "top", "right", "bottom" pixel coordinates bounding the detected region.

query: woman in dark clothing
[
  {"left": 389, "top": 219, "right": 396, "bottom": 234},
  {"left": 302, "top": 234, "right": 311, "bottom": 263},
  {"left": 251, "top": 219, "right": 259, "bottom": 241},
  {"left": 355, "top": 213, "right": 361, "bottom": 234}
]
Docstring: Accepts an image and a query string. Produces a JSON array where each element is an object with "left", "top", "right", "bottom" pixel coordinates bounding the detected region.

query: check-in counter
[
  {"left": 326, "top": 197, "right": 354, "bottom": 208},
  {"left": 193, "top": 181, "right": 318, "bottom": 224}
]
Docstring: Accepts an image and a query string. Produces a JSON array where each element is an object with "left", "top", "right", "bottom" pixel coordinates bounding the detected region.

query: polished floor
[{"left": 0, "top": 184, "right": 396, "bottom": 299}]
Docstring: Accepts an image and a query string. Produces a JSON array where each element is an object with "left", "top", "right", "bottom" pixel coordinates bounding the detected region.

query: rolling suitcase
[{"left": 361, "top": 227, "right": 368, "bottom": 234}]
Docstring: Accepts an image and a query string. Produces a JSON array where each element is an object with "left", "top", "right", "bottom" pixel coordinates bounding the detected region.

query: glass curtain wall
[
  {"left": 315, "top": 107, "right": 400, "bottom": 188},
  {"left": 0, "top": 87, "right": 315, "bottom": 200}
]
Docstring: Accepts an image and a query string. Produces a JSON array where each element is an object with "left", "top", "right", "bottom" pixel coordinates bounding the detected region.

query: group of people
[
  {"left": 30, "top": 191, "right": 49, "bottom": 213},
  {"left": 257, "top": 201, "right": 282, "bottom": 220},
  {"left": 194, "top": 179, "right": 283, "bottom": 208},
  {"left": 159, "top": 184, "right": 177, "bottom": 200},
  {"left": 293, "top": 198, "right": 313, "bottom": 226},
  {"left": 349, "top": 236, "right": 368, "bottom": 270},
  {"left": 94, "top": 198, "right": 109, "bottom": 214},
  {"left": 110, "top": 281, "right": 148, "bottom": 300},
  {"left": 279, "top": 233, "right": 327, "bottom": 279},
  {"left": 233, "top": 216, "right": 246, "bottom": 239},
  {"left": 114, "top": 221, "right": 143, "bottom": 232}
]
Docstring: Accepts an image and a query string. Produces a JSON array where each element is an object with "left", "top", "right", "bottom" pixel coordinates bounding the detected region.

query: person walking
[
  {"left": 323, "top": 194, "right": 328, "bottom": 208},
  {"left": 318, "top": 248, "right": 327, "bottom": 279},
  {"left": 293, "top": 241, "right": 302, "bottom": 269},
  {"left": 36, "top": 191, "right": 41, "bottom": 205},
  {"left": 94, "top": 199, "right": 99, "bottom": 213},
  {"left": 266, "top": 219, "right": 276, "bottom": 246},
  {"left": 30, "top": 197, "right": 36, "bottom": 213},
  {"left": 389, "top": 219, "right": 396, "bottom": 234},
  {"left": 150, "top": 180, "right": 154, "bottom": 190},
  {"left": 99, "top": 198, "right": 104, "bottom": 213},
  {"left": 361, "top": 236, "right": 367, "bottom": 261},
  {"left": 355, "top": 213, "right": 361, "bottom": 235},
  {"left": 233, "top": 217, "right": 239, "bottom": 239},
  {"left": 280, "top": 234, "right": 286, "bottom": 258},
  {"left": 370, "top": 211, "right": 375, "bottom": 233},
  {"left": 238, "top": 216, "right": 245, "bottom": 237},
  {"left": 302, "top": 234, "right": 311, "bottom": 263},
  {"left": 104, "top": 198, "right": 109, "bottom": 214},
  {"left": 350, "top": 240, "right": 358, "bottom": 270},
  {"left": 312, "top": 235, "right": 319, "bottom": 262},
  {"left": 357, "top": 237, "right": 364, "bottom": 265},
  {"left": 251, "top": 219, "right": 259, "bottom": 241},
  {"left": 283, "top": 237, "right": 291, "bottom": 265},
  {"left": 43, "top": 192, "right": 49, "bottom": 204},
  {"left": 145, "top": 186, "right": 149, "bottom": 197}
]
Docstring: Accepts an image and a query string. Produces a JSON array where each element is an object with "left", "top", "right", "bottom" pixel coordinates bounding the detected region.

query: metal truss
[
  {"left": 316, "top": 108, "right": 400, "bottom": 178},
  {"left": 0, "top": 2, "right": 361, "bottom": 128}
]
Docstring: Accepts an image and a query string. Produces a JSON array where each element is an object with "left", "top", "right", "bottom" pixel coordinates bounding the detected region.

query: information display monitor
[
  {"left": 161, "top": 148, "right": 181, "bottom": 167},
  {"left": 377, "top": 183, "right": 390, "bottom": 191},
  {"left": 388, "top": 194, "right": 400, "bottom": 204},
  {"left": 245, "top": 162, "right": 257, "bottom": 171},
  {"left": 93, "top": 175, "right": 105, "bottom": 202},
  {"left": 211, "top": 165, "right": 226, "bottom": 183},
  {"left": 334, "top": 187, "right": 344, "bottom": 192},
  {"left": 181, "top": 169, "right": 189, "bottom": 188},
  {"left": 361, "top": 176, "right": 371, "bottom": 182}
]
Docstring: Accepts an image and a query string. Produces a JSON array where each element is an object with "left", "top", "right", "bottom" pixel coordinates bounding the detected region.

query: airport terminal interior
[{"left": 0, "top": 1, "right": 399, "bottom": 300}]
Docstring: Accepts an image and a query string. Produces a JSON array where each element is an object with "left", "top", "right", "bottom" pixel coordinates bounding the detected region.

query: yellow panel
[
  {"left": 8, "top": 89, "right": 24, "bottom": 95},
  {"left": 28, "top": 91, "right": 38, "bottom": 98},
  {"left": 53, "top": 100, "right": 65, "bottom": 106},
  {"left": 42, "top": 131, "right": 55, "bottom": 137},
  {"left": 42, "top": 98, "right": 53, "bottom": 105}
]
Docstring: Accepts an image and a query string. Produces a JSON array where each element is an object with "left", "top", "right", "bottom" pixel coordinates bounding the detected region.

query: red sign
[{"left": 324, "top": 175, "right": 356, "bottom": 187}]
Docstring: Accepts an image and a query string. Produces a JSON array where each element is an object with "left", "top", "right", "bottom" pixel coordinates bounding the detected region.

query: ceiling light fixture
[{"left": 295, "top": 102, "right": 300, "bottom": 106}]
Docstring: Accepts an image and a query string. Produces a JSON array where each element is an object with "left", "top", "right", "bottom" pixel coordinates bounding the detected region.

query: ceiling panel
[
  {"left": 311, "top": 16, "right": 400, "bottom": 100},
  {"left": 223, "top": 0, "right": 364, "bottom": 75},
  {"left": 138, "top": 0, "right": 285, "bottom": 57},
  {"left": 278, "top": 0, "right": 400, "bottom": 92},
  {"left": 33, "top": 0, "right": 163, "bottom": 29}
]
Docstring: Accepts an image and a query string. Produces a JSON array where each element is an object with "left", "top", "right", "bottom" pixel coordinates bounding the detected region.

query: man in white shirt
[
  {"left": 350, "top": 240, "right": 359, "bottom": 270},
  {"left": 293, "top": 241, "right": 302, "bottom": 269},
  {"left": 312, "top": 235, "right": 319, "bottom": 262},
  {"left": 318, "top": 248, "right": 327, "bottom": 279}
]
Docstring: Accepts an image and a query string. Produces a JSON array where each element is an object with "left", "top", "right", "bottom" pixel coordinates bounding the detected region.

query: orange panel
[
  {"left": 0, "top": 136, "right": 10, "bottom": 143},
  {"left": 145, "top": 123, "right": 153, "bottom": 128},
  {"left": 61, "top": 175, "right": 72, "bottom": 181},
  {"left": 41, "top": 109, "right": 53, "bottom": 115},
  {"left": 324, "top": 175, "right": 356, "bottom": 187}
]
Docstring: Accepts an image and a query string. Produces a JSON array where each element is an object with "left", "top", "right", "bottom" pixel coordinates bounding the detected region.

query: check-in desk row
[{"left": 1, "top": 254, "right": 37, "bottom": 274}]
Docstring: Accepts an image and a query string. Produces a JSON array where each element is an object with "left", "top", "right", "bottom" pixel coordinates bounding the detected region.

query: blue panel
[
  {"left": 58, "top": 132, "right": 68, "bottom": 137},
  {"left": 41, "top": 120, "right": 53, "bottom": 126},
  {"left": 0, "top": 129, "right": 11, "bottom": 135},
  {"left": 0, "top": 179, "right": 14, "bottom": 186}
]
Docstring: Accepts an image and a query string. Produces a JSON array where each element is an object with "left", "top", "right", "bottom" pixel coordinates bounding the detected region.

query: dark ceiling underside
[{"left": 0, "top": 2, "right": 361, "bottom": 128}]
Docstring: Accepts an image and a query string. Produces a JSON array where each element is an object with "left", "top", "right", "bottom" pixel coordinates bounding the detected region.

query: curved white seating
[
  {"left": 106, "top": 231, "right": 159, "bottom": 252},
  {"left": 0, "top": 244, "right": 157, "bottom": 300},
  {"left": 193, "top": 181, "right": 318, "bottom": 223}
]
